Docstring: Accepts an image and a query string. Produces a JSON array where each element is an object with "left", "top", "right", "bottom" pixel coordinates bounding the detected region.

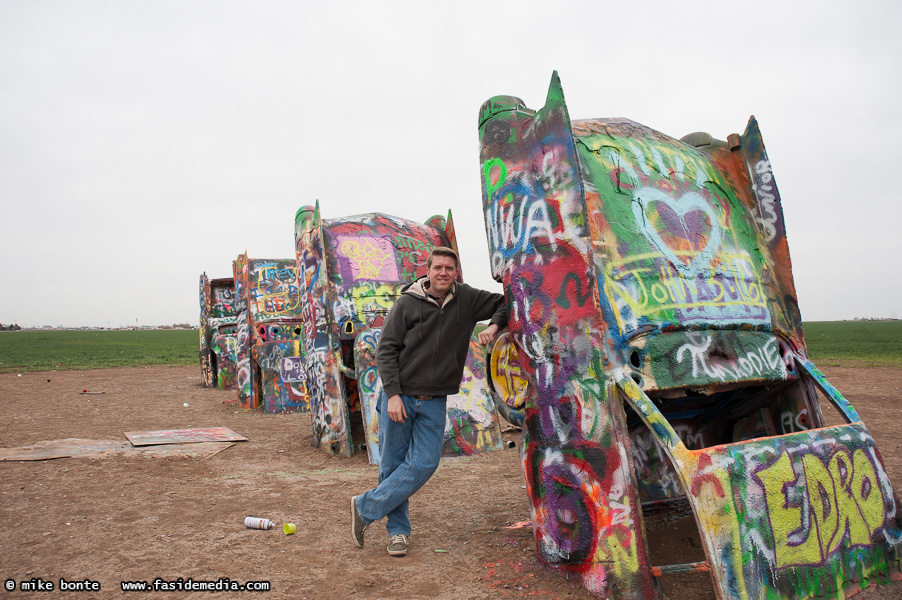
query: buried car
[
  {"left": 294, "top": 202, "right": 503, "bottom": 462},
  {"left": 199, "top": 272, "right": 238, "bottom": 390},
  {"left": 233, "top": 253, "right": 309, "bottom": 413},
  {"left": 478, "top": 72, "right": 901, "bottom": 599}
]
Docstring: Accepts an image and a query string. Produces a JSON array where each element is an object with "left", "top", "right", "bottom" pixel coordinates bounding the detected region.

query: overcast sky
[{"left": 1, "top": 0, "right": 899, "bottom": 328}]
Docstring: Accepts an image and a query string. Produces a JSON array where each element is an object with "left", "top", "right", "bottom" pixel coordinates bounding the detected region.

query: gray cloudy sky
[{"left": 1, "top": 0, "right": 899, "bottom": 328}]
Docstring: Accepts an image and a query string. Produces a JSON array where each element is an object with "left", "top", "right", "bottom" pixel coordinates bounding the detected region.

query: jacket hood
[
  {"left": 403, "top": 276, "right": 461, "bottom": 334},
  {"left": 404, "top": 276, "right": 456, "bottom": 305},
  {"left": 403, "top": 277, "right": 427, "bottom": 297}
]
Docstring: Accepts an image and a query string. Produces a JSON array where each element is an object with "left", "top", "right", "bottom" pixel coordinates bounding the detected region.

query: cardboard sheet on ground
[
  {"left": 123, "top": 427, "right": 247, "bottom": 446},
  {"left": 0, "top": 439, "right": 235, "bottom": 461}
]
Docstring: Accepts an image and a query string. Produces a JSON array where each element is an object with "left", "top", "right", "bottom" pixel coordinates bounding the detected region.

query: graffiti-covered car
[
  {"left": 294, "top": 202, "right": 503, "bottom": 462},
  {"left": 199, "top": 273, "right": 238, "bottom": 390},
  {"left": 233, "top": 254, "right": 310, "bottom": 413},
  {"left": 479, "top": 72, "right": 901, "bottom": 599}
]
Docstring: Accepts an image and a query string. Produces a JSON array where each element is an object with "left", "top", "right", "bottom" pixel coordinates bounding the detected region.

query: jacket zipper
[
  {"left": 428, "top": 302, "right": 444, "bottom": 389},
  {"left": 429, "top": 303, "right": 445, "bottom": 388}
]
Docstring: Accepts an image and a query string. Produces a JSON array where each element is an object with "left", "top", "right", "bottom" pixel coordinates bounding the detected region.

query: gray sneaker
[
  {"left": 387, "top": 534, "right": 409, "bottom": 557},
  {"left": 351, "top": 496, "right": 368, "bottom": 548}
]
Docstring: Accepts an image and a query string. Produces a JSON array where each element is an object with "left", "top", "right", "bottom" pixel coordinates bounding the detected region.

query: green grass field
[
  {"left": 0, "top": 322, "right": 899, "bottom": 373},
  {"left": 802, "top": 320, "right": 902, "bottom": 368},
  {"left": 0, "top": 329, "right": 198, "bottom": 373}
]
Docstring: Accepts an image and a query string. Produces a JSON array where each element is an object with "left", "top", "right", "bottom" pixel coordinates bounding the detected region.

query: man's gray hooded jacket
[{"left": 375, "top": 277, "right": 508, "bottom": 398}]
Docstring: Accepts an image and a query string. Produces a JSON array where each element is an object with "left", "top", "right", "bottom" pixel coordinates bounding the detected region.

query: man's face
[{"left": 427, "top": 255, "right": 458, "bottom": 297}]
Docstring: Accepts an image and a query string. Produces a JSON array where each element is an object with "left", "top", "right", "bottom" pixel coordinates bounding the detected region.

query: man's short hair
[{"left": 427, "top": 246, "right": 459, "bottom": 270}]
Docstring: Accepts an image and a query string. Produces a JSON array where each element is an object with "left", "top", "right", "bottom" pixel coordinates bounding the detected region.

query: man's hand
[
  {"left": 478, "top": 323, "right": 500, "bottom": 346},
  {"left": 387, "top": 394, "right": 407, "bottom": 422}
]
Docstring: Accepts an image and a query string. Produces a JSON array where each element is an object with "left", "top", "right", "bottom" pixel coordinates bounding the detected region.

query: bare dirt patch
[{"left": 1, "top": 365, "right": 900, "bottom": 599}]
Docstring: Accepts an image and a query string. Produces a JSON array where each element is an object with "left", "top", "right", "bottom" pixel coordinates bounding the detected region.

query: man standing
[{"left": 351, "top": 246, "right": 508, "bottom": 557}]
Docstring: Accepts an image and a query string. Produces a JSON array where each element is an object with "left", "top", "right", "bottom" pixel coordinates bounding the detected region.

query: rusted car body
[
  {"left": 294, "top": 202, "right": 503, "bottom": 462},
  {"left": 233, "top": 254, "right": 309, "bottom": 413},
  {"left": 198, "top": 273, "right": 238, "bottom": 390},
  {"left": 479, "top": 72, "right": 901, "bottom": 599}
]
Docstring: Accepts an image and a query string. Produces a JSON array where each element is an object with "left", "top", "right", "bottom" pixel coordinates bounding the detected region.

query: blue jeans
[{"left": 356, "top": 391, "right": 447, "bottom": 536}]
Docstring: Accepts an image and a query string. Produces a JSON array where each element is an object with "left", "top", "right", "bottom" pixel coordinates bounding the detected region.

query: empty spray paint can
[{"left": 244, "top": 516, "right": 273, "bottom": 530}]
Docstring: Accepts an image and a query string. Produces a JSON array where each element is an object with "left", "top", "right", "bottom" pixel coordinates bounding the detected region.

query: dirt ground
[{"left": 1, "top": 365, "right": 901, "bottom": 600}]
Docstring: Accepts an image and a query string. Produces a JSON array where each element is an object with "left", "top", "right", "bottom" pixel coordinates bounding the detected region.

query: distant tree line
[{"left": 0, "top": 323, "right": 22, "bottom": 331}]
